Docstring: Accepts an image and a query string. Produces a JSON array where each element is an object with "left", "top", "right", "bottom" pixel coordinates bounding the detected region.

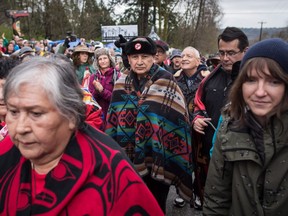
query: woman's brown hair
[
  {"left": 72, "top": 52, "right": 93, "bottom": 67},
  {"left": 227, "top": 57, "right": 288, "bottom": 127}
]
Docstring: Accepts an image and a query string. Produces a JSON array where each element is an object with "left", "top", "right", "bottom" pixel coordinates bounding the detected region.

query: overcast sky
[
  {"left": 219, "top": 0, "right": 288, "bottom": 28},
  {"left": 109, "top": 0, "right": 288, "bottom": 29}
]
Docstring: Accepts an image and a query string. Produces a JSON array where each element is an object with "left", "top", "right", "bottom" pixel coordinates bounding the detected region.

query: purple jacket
[{"left": 88, "top": 67, "right": 119, "bottom": 121}]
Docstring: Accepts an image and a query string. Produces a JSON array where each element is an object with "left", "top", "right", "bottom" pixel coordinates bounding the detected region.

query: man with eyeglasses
[
  {"left": 154, "top": 40, "right": 173, "bottom": 73},
  {"left": 191, "top": 27, "right": 249, "bottom": 209}
]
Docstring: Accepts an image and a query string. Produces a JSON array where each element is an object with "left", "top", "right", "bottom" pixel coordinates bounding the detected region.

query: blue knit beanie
[{"left": 240, "top": 38, "right": 288, "bottom": 73}]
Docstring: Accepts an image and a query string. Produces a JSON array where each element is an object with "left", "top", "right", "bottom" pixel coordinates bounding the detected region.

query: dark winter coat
[
  {"left": 203, "top": 112, "right": 288, "bottom": 216},
  {"left": 174, "top": 64, "right": 210, "bottom": 121},
  {"left": 193, "top": 65, "right": 232, "bottom": 152}
]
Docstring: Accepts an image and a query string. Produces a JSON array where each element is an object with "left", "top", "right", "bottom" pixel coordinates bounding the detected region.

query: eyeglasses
[
  {"left": 156, "top": 49, "right": 165, "bottom": 54},
  {"left": 218, "top": 50, "right": 242, "bottom": 57}
]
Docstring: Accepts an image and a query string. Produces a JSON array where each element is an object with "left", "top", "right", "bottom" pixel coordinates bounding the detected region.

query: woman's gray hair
[
  {"left": 3, "top": 56, "right": 86, "bottom": 129},
  {"left": 93, "top": 48, "right": 116, "bottom": 70}
]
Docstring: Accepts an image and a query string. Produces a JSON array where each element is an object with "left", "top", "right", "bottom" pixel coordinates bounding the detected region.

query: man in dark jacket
[
  {"left": 173, "top": 46, "right": 210, "bottom": 208},
  {"left": 192, "top": 27, "right": 249, "bottom": 209}
]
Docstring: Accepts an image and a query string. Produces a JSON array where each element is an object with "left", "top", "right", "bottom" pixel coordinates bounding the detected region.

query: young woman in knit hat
[
  {"left": 203, "top": 38, "right": 288, "bottom": 216},
  {"left": 88, "top": 48, "right": 120, "bottom": 126}
]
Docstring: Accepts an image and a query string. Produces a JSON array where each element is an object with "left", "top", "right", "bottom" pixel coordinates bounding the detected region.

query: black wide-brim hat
[{"left": 125, "top": 36, "right": 157, "bottom": 55}]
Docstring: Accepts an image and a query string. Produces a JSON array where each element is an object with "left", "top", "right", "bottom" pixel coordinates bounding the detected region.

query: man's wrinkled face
[
  {"left": 128, "top": 53, "right": 154, "bottom": 78},
  {"left": 181, "top": 47, "right": 200, "bottom": 71}
]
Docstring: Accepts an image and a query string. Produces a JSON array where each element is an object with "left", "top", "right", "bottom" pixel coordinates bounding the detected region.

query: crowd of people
[{"left": 0, "top": 27, "right": 288, "bottom": 215}]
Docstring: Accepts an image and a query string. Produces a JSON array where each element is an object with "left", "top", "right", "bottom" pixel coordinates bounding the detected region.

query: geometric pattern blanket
[{"left": 105, "top": 64, "right": 193, "bottom": 201}]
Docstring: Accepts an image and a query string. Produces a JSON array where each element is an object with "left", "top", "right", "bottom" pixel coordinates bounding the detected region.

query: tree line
[{"left": 1, "top": 0, "right": 287, "bottom": 54}]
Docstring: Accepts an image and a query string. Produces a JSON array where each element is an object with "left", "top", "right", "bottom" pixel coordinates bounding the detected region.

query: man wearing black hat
[{"left": 105, "top": 36, "right": 193, "bottom": 213}]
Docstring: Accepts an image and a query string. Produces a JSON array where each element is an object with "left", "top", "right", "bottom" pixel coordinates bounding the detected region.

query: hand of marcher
[
  {"left": 193, "top": 118, "right": 211, "bottom": 134},
  {"left": 84, "top": 72, "right": 91, "bottom": 79},
  {"left": 93, "top": 80, "right": 103, "bottom": 93}
]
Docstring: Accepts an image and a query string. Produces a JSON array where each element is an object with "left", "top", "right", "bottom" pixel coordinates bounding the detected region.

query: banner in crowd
[
  {"left": 101, "top": 25, "right": 138, "bottom": 42},
  {"left": 5, "top": 10, "right": 29, "bottom": 36}
]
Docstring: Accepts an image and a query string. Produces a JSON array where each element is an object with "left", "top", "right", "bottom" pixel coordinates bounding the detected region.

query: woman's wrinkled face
[
  {"left": 98, "top": 54, "right": 110, "bottom": 70},
  {"left": 5, "top": 83, "right": 76, "bottom": 164},
  {"left": 242, "top": 65, "right": 285, "bottom": 125},
  {"left": 79, "top": 52, "right": 89, "bottom": 64}
]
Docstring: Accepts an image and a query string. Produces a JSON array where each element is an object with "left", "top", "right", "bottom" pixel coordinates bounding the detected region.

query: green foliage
[
  {"left": 0, "top": 0, "right": 116, "bottom": 40},
  {"left": 0, "top": 25, "right": 13, "bottom": 40},
  {"left": 2, "top": 0, "right": 286, "bottom": 55},
  {"left": 107, "top": 0, "right": 222, "bottom": 54}
]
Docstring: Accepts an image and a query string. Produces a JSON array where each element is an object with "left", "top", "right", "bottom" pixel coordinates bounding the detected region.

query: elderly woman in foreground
[{"left": 0, "top": 57, "right": 163, "bottom": 215}]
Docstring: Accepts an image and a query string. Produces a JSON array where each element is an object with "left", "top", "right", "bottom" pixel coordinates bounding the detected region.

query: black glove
[
  {"left": 63, "top": 37, "right": 70, "bottom": 48},
  {"left": 114, "top": 34, "right": 130, "bottom": 69},
  {"left": 114, "top": 34, "right": 127, "bottom": 48}
]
